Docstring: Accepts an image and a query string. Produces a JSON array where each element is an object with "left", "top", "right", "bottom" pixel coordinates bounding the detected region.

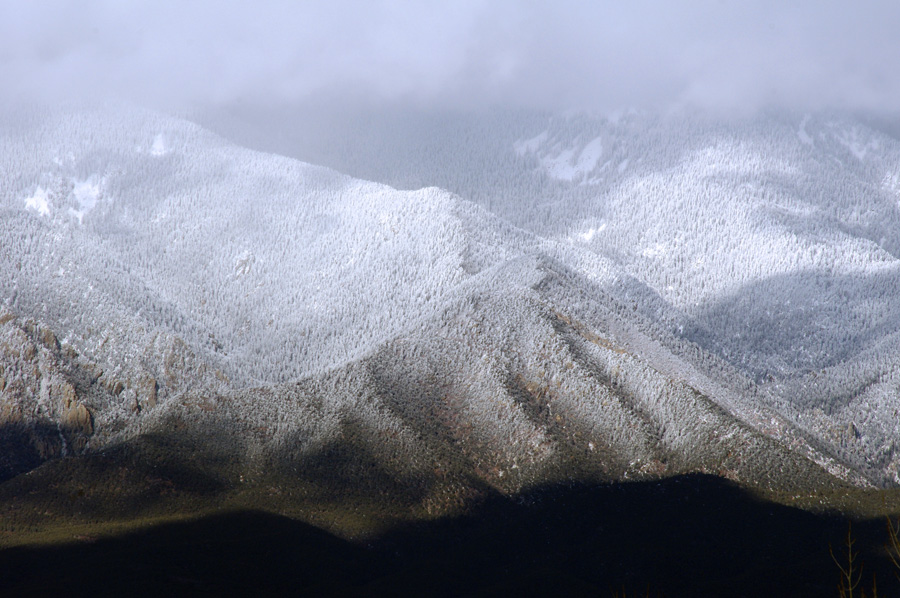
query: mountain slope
[
  {"left": 0, "top": 103, "right": 887, "bottom": 522},
  {"left": 201, "top": 103, "right": 900, "bottom": 486}
]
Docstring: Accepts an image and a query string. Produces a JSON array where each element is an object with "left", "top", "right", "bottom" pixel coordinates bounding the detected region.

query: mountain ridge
[{"left": 0, "top": 103, "right": 897, "bottom": 531}]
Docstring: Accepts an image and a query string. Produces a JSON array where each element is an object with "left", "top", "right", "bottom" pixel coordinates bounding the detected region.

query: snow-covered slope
[
  {"left": 0, "top": 102, "right": 894, "bottom": 498},
  {"left": 134, "top": 254, "right": 847, "bottom": 506},
  {"left": 1, "top": 104, "right": 539, "bottom": 392},
  {"left": 201, "top": 103, "right": 900, "bottom": 485}
]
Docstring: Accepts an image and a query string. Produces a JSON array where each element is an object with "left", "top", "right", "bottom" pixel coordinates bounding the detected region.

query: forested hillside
[
  {"left": 202, "top": 102, "right": 900, "bottom": 486},
  {"left": 0, "top": 102, "right": 897, "bottom": 496}
]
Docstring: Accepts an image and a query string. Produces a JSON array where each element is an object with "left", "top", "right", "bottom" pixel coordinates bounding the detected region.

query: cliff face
[{"left": 0, "top": 309, "right": 93, "bottom": 480}]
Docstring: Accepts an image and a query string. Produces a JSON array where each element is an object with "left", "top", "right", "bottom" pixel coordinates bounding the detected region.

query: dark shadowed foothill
[{"left": 2, "top": 475, "right": 899, "bottom": 597}]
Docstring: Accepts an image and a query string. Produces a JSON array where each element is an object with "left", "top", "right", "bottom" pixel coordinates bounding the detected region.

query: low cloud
[{"left": 2, "top": 0, "right": 899, "bottom": 115}]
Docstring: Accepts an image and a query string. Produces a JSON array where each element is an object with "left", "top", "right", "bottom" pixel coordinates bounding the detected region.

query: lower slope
[
  {"left": 81, "top": 255, "right": 852, "bottom": 508},
  {"left": 2, "top": 473, "right": 899, "bottom": 597}
]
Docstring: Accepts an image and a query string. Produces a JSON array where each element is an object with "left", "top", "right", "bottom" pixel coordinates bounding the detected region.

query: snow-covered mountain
[
  {"left": 0, "top": 102, "right": 897, "bottom": 514},
  {"left": 202, "top": 103, "right": 900, "bottom": 486}
]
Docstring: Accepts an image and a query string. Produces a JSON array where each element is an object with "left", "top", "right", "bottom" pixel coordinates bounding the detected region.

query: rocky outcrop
[
  {"left": 0, "top": 308, "right": 182, "bottom": 476},
  {"left": 0, "top": 310, "right": 100, "bottom": 473},
  {"left": 38, "top": 327, "right": 58, "bottom": 352},
  {"left": 56, "top": 381, "right": 93, "bottom": 436},
  {"left": 139, "top": 376, "right": 158, "bottom": 410}
]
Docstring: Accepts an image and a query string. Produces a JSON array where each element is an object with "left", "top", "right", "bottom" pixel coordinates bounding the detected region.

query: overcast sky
[{"left": 2, "top": 0, "right": 899, "bottom": 114}]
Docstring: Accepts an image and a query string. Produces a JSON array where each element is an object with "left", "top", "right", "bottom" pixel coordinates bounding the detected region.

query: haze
[{"left": 2, "top": 0, "right": 900, "bottom": 115}]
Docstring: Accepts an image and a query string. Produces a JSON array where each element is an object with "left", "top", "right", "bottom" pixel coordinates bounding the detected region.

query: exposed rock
[
  {"left": 62, "top": 402, "right": 93, "bottom": 436},
  {"left": 0, "top": 400, "right": 22, "bottom": 424},
  {"left": 54, "top": 381, "right": 93, "bottom": 435},
  {"left": 102, "top": 377, "right": 125, "bottom": 395},
  {"left": 164, "top": 339, "right": 188, "bottom": 384},
  {"left": 141, "top": 376, "right": 158, "bottom": 409},
  {"left": 3, "top": 378, "right": 25, "bottom": 402},
  {"left": 215, "top": 369, "right": 229, "bottom": 384},
  {"left": 39, "top": 327, "right": 59, "bottom": 351},
  {"left": 32, "top": 433, "right": 61, "bottom": 460},
  {"left": 83, "top": 362, "right": 103, "bottom": 384},
  {"left": 0, "top": 314, "right": 110, "bottom": 475},
  {"left": 70, "top": 436, "right": 88, "bottom": 452},
  {"left": 54, "top": 380, "right": 78, "bottom": 410}
]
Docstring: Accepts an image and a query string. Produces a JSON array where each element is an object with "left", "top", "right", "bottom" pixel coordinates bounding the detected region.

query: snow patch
[
  {"left": 24, "top": 187, "right": 51, "bottom": 217},
  {"left": 150, "top": 133, "right": 168, "bottom": 156},
  {"left": 513, "top": 131, "right": 548, "bottom": 156},
  {"left": 642, "top": 242, "right": 667, "bottom": 258},
  {"left": 575, "top": 136, "right": 604, "bottom": 173},
  {"left": 542, "top": 148, "right": 578, "bottom": 181},
  {"left": 833, "top": 125, "right": 879, "bottom": 161},
  {"left": 574, "top": 222, "right": 607, "bottom": 243},
  {"left": 520, "top": 134, "right": 605, "bottom": 182},
  {"left": 68, "top": 177, "right": 103, "bottom": 224}
]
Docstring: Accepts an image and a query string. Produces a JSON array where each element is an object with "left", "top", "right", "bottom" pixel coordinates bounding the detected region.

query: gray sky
[{"left": 2, "top": 0, "right": 900, "bottom": 114}]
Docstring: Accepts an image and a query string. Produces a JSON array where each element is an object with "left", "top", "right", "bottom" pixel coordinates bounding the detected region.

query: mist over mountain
[{"left": 5, "top": 1, "right": 900, "bottom": 117}]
